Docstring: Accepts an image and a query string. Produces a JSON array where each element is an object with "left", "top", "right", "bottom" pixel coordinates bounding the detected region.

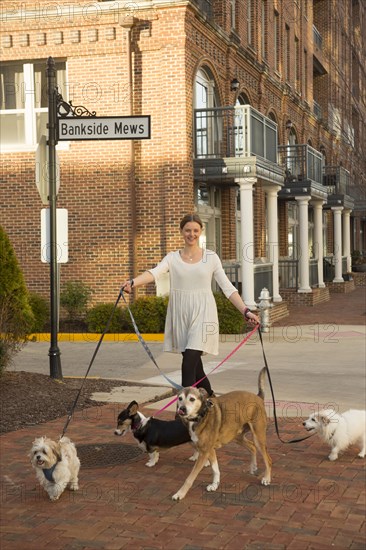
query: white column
[
  {"left": 296, "top": 196, "right": 312, "bottom": 292},
  {"left": 332, "top": 206, "right": 344, "bottom": 282},
  {"left": 311, "top": 199, "right": 325, "bottom": 288},
  {"left": 265, "top": 185, "right": 282, "bottom": 302},
  {"left": 238, "top": 177, "right": 256, "bottom": 308},
  {"left": 343, "top": 209, "right": 352, "bottom": 273}
]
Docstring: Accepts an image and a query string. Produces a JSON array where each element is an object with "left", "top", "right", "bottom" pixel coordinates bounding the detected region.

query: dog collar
[
  {"left": 42, "top": 461, "right": 59, "bottom": 483},
  {"left": 132, "top": 421, "right": 143, "bottom": 433}
]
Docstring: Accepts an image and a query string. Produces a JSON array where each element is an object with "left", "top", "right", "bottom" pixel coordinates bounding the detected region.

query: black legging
[{"left": 181, "top": 348, "right": 213, "bottom": 396}]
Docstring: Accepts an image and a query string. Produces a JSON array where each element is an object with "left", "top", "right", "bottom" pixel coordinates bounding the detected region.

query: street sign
[
  {"left": 57, "top": 116, "right": 151, "bottom": 141},
  {"left": 35, "top": 135, "right": 60, "bottom": 204},
  {"left": 41, "top": 208, "right": 68, "bottom": 264}
]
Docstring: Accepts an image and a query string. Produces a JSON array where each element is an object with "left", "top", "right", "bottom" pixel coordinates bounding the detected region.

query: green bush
[
  {"left": 86, "top": 303, "right": 126, "bottom": 333},
  {"left": 0, "top": 226, "right": 35, "bottom": 374},
  {"left": 214, "top": 292, "right": 246, "bottom": 334},
  {"left": 28, "top": 293, "right": 49, "bottom": 333},
  {"left": 86, "top": 293, "right": 246, "bottom": 334},
  {"left": 60, "top": 281, "right": 93, "bottom": 321},
  {"left": 127, "top": 296, "right": 169, "bottom": 333}
]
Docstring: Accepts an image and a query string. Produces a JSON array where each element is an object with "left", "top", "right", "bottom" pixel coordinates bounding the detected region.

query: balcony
[
  {"left": 194, "top": 105, "right": 284, "bottom": 186},
  {"left": 192, "top": 0, "right": 213, "bottom": 20},
  {"left": 278, "top": 144, "right": 327, "bottom": 201},
  {"left": 313, "top": 100, "right": 322, "bottom": 119},
  {"left": 323, "top": 166, "right": 355, "bottom": 209},
  {"left": 313, "top": 24, "right": 328, "bottom": 76}
]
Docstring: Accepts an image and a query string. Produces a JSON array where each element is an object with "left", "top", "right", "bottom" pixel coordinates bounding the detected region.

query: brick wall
[{"left": 1, "top": 0, "right": 364, "bottom": 309}]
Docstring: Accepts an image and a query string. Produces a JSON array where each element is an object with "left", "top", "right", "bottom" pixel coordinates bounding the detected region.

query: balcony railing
[
  {"left": 278, "top": 144, "right": 323, "bottom": 185},
  {"left": 313, "top": 25, "right": 323, "bottom": 50},
  {"left": 323, "top": 166, "right": 351, "bottom": 195},
  {"left": 279, "top": 259, "right": 299, "bottom": 290},
  {"left": 194, "top": 105, "right": 278, "bottom": 163},
  {"left": 193, "top": 0, "right": 213, "bottom": 20},
  {"left": 313, "top": 100, "right": 322, "bottom": 119}
]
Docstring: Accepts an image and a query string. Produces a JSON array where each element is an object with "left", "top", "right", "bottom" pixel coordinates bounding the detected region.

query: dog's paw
[
  {"left": 249, "top": 464, "right": 258, "bottom": 475},
  {"left": 328, "top": 454, "right": 338, "bottom": 461},
  {"left": 145, "top": 461, "right": 156, "bottom": 467},
  {"left": 261, "top": 477, "right": 271, "bottom": 486},
  {"left": 172, "top": 491, "right": 184, "bottom": 501},
  {"left": 69, "top": 483, "right": 79, "bottom": 491},
  {"left": 206, "top": 482, "right": 219, "bottom": 492},
  {"left": 49, "top": 494, "right": 61, "bottom": 501}
]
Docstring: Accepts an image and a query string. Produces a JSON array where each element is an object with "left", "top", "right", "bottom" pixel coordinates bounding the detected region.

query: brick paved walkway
[
  {"left": 1, "top": 401, "right": 365, "bottom": 549},
  {"left": 274, "top": 286, "right": 366, "bottom": 326},
  {"left": 1, "top": 287, "right": 365, "bottom": 549}
]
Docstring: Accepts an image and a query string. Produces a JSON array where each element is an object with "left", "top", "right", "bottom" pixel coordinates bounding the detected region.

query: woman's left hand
[{"left": 244, "top": 308, "right": 260, "bottom": 325}]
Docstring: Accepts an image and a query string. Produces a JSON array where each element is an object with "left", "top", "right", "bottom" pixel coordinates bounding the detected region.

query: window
[
  {"left": 284, "top": 25, "right": 290, "bottom": 81},
  {"left": 274, "top": 11, "right": 280, "bottom": 72},
  {"left": 303, "top": 49, "right": 308, "bottom": 99},
  {"left": 288, "top": 202, "right": 299, "bottom": 259},
  {"left": 230, "top": 0, "right": 236, "bottom": 30},
  {"left": 261, "top": 0, "right": 267, "bottom": 59},
  {"left": 294, "top": 37, "right": 300, "bottom": 90},
  {"left": 194, "top": 68, "right": 219, "bottom": 158},
  {"left": 194, "top": 184, "right": 222, "bottom": 255},
  {"left": 0, "top": 59, "right": 67, "bottom": 150},
  {"left": 247, "top": 0, "right": 252, "bottom": 46}
]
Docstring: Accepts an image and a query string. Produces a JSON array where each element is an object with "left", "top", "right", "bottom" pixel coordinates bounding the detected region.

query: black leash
[
  {"left": 60, "top": 286, "right": 183, "bottom": 438},
  {"left": 258, "top": 329, "right": 314, "bottom": 444},
  {"left": 60, "top": 287, "right": 124, "bottom": 438}
]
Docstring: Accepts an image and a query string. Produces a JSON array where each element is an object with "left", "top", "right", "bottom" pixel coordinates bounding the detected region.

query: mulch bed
[{"left": 0, "top": 371, "right": 136, "bottom": 434}]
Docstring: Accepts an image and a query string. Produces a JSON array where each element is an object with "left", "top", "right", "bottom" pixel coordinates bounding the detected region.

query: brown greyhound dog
[{"left": 173, "top": 367, "right": 272, "bottom": 500}]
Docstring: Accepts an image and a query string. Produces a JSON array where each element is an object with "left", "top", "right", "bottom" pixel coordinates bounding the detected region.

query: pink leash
[{"left": 155, "top": 323, "right": 260, "bottom": 415}]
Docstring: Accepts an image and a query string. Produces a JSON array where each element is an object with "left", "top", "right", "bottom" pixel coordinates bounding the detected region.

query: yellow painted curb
[{"left": 29, "top": 333, "right": 165, "bottom": 343}]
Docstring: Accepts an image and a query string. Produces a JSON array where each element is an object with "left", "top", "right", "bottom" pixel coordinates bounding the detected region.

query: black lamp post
[{"left": 46, "top": 56, "right": 62, "bottom": 380}]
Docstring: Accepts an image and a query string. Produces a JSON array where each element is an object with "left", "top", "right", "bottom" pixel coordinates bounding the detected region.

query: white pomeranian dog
[{"left": 303, "top": 409, "right": 366, "bottom": 461}]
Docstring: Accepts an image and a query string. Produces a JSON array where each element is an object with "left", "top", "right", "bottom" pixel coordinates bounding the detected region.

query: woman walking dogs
[{"left": 122, "top": 213, "right": 259, "bottom": 396}]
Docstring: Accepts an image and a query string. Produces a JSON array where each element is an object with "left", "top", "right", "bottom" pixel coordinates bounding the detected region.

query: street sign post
[{"left": 45, "top": 55, "right": 151, "bottom": 380}]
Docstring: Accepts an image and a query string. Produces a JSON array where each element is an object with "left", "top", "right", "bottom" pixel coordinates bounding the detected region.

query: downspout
[{"left": 120, "top": 16, "right": 137, "bottom": 294}]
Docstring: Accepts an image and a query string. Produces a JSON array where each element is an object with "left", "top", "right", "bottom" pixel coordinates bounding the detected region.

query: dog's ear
[
  {"left": 198, "top": 388, "right": 209, "bottom": 400},
  {"left": 50, "top": 440, "right": 62, "bottom": 462},
  {"left": 320, "top": 413, "right": 331, "bottom": 425},
  {"left": 206, "top": 399, "right": 214, "bottom": 408},
  {"left": 129, "top": 401, "right": 139, "bottom": 415}
]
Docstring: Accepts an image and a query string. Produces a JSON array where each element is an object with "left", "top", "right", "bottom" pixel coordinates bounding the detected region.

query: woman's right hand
[{"left": 121, "top": 279, "right": 134, "bottom": 293}]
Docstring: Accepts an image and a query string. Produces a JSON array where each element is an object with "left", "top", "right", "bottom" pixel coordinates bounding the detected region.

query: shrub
[
  {"left": 86, "top": 294, "right": 247, "bottom": 334},
  {"left": 86, "top": 303, "right": 126, "bottom": 333},
  {"left": 127, "top": 296, "right": 169, "bottom": 333},
  {"left": 28, "top": 293, "right": 49, "bottom": 333},
  {"left": 60, "top": 281, "right": 93, "bottom": 322},
  {"left": 0, "top": 226, "right": 35, "bottom": 374},
  {"left": 214, "top": 292, "right": 246, "bottom": 334}
]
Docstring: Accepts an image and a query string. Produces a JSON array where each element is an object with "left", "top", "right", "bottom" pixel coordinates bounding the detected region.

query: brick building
[{"left": 1, "top": 0, "right": 365, "bottom": 316}]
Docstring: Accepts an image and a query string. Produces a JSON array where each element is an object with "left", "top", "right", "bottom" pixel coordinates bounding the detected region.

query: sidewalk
[{"left": 1, "top": 287, "right": 365, "bottom": 549}]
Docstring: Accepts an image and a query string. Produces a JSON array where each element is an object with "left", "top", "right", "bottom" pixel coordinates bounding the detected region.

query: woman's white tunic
[{"left": 149, "top": 250, "right": 237, "bottom": 355}]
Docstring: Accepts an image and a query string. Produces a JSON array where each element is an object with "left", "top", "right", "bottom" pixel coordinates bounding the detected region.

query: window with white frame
[
  {"left": 195, "top": 183, "right": 221, "bottom": 255},
  {"left": 194, "top": 68, "right": 219, "bottom": 158},
  {"left": 0, "top": 59, "right": 67, "bottom": 150}
]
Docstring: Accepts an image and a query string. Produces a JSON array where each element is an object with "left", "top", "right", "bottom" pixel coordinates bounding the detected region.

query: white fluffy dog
[
  {"left": 303, "top": 409, "right": 366, "bottom": 461},
  {"left": 29, "top": 436, "right": 80, "bottom": 500}
]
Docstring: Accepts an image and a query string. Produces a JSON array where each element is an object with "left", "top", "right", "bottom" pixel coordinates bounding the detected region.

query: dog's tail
[{"left": 257, "top": 367, "right": 266, "bottom": 400}]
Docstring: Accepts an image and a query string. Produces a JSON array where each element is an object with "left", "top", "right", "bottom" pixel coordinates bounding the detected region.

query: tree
[{"left": 0, "top": 226, "right": 34, "bottom": 374}]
